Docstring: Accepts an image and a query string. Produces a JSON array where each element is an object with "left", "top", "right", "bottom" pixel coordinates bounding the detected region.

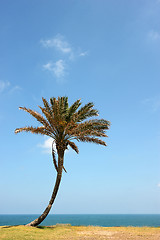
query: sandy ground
[{"left": 75, "top": 226, "right": 160, "bottom": 240}]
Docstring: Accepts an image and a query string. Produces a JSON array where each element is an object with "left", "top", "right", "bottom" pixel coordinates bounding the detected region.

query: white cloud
[
  {"left": 43, "top": 59, "right": 66, "bottom": 79},
  {"left": 38, "top": 137, "right": 71, "bottom": 157},
  {"left": 0, "top": 80, "right": 10, "bottom": 93},
  {"left": 41, "top": 34, "right": 72, "bottom": 54},
  {"left": 41, "top": 34, "right": 89, "bottom": 60},
  {"left": 79, "top": 51, "right": 88, "bottom": 57},
  {"left": 53, "top": 60, "right": 66, "bottom": 78},
  {"left": 157, "top": 183, "right": 160, "bottom": 188},
  {"left": 148, "top": 30, "right": 160, "bottom": 41},
  {"left": 41, "top": 34, "right": 88, "bottom": 81},
  {"left": 38, "top": 137, "right": 56, "bottom": 154}
]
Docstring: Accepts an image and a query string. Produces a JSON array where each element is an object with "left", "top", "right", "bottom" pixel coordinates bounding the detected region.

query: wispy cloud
[
  {"left": 142, "top": 96, "right": 160, "bottom": 112},
  {"left": 43, "top": 59, "right": 66, "bottom": 79},
  {"left": 9, "top": 85, "right": 22, "bottom": 94},
  {"left": 0, "top": 80, "right": 10, "bottom": 93},
  {"left": 41, "top": 34, "right": 88, "bottom": 81},
  {"left": 79, "top": 51, "right": 88, "bottom": 57},
  {"left": 157, "top": 183, "right": 160, "bottom": 188},
  {"left": 0, "top": 80, "right": 22, "bottom": 95},
  {"left": 53, "top": 60, "right": 66, "bottom": 78},
  {"left": 148, "top": 30, "right": 160, "bottom": 41},
  {"left": 41, "top": 34, "right": 72, "bottom": 54},
  {"left": 0, "top": 80, "right": 22, "bottom": 94}
]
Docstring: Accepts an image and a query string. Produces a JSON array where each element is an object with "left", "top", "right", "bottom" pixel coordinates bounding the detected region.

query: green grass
[{"left": 0, "top": 224, "right": 160, "bottom": 240}]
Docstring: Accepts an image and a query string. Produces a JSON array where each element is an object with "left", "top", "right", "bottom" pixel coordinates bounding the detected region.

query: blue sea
[{"left": 0, "top": 214, "right": 160, "bottom": 227}]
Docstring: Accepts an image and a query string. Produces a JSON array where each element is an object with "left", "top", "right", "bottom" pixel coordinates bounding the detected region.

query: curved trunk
[{"left": 26, "top": 150, "right": 64, "bottom": 227}]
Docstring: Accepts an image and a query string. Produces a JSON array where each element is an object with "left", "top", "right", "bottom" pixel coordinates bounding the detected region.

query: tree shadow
[
  {"left": 1, "top": 225, "right": 24, "bottom": 229},
  {"left": 1, "top": 224, "right": 71, "bottom": 229},
  {"left": 36, "top": 226, "right": 56, "bottom": 230}
]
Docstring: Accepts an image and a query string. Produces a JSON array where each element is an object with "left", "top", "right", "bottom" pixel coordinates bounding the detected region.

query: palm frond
[
  {"left": 52, "top": 143, "right": 58, "bottom": 172},
  {"left": 59, "top": 96, "right": 69, "bottom": 119},
  {"left": 66, "top": 99, "right": 81, "bottom": 122},
  {"left": 74, "top": 102, "right": 99, "bottom": 122},
  {"left": 72, "top": 129, "right": 108, "bottom": 138},
  {"left": 67, "top": 140, "right": 79, "bottom": 153},
  {"left": 67, "top": 119, "right": 110, "bottom": 136},
  {"left": 76, "top": 136, "right": 107, "bottom": 146},
  {"left": 38, "top": 106, "right": 56, "bottom": 132},
  {"left": 63, "top": 96, "right": 69, "bottom": 115},
  {"left": 42, "top": 98, "right": 53, "bottom": 115},
  {"left": 19, "top": 107, "right": 51, "bottom": 130},
  {"left": 15, "top": 126, "right": 53, "bottom": 137},
  {"left": 50, "top": 98, "right": 60, "bottom": 122}
]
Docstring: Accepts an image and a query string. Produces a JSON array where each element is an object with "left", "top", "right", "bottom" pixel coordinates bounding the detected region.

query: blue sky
[{"left": 0, "top": 0, "right": 160, "bottom": 214}]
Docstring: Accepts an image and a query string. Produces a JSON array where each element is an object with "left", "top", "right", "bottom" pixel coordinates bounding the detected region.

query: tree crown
[{"left": 15, "top": 97, "right": 110, "bottom": 153}]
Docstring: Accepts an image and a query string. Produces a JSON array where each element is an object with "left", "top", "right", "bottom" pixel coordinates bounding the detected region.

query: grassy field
[{"left": 0, "top": 224, "right": 160, "bottom": 240}]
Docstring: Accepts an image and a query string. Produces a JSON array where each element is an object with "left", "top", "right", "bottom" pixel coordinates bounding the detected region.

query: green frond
[
  {"left": 50, "top": 98, "right": 60, "bottom": 122},
  {"left": 58, "top": 97, "right": 64, "bottom": 116},
  {"left": 66, "top": 99, "right": 81, "bottom": 122},
  {"left": 58, "top": 96, "right": 69, "bottom": 120},
  {"left": 75, "top": 102, "right": 99, "bottom": 122},
  {"left": 42, "top": 98, "right": 52, "bottom": 115},
  {"left": 55, "top": 97, "right": 69, "bottom": 117},
  {"left": 63, "top": 96, "right": 69, "bottom": 114}
]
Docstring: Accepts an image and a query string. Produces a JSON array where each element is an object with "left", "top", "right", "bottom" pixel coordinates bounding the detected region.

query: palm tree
[{"left": 15, "top": 97, "right": 110, "bottom": 226}]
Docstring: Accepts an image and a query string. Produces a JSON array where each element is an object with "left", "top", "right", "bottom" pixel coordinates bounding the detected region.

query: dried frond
[
  {"left": 63, "top": 166, "right": 67, "bottom": 173},
  {"left": 52, "top": 143, "right": 58, "bottom": 172},
  {"left": 19, "top": 107, "right": 52, "bottom": 130},
  {"left": 38, "top": 106, "right": 56, "bottom": 131},
  {"left": 15, "top": 126, "right": 53, "bottom": 137},
  {"left": 67, "top": 119, "right": 110, "bottom": 137},
  {"left": 67, "top": 140, "right": 79, "bottom": 153},
  {"left": 72, "top": 129, "right": 108, "bottom": 138},
  {"left": 76, "top": 136, "right": 107, "bottom": 146}
]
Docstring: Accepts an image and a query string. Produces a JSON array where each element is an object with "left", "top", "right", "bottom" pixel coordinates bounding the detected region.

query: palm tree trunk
[{"left": 26, "top": 150, "right": 64, "bottom": 227}]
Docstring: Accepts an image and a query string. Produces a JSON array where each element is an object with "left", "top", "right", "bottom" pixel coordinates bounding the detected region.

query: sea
[{"left": 0, "top": 214, "right": 160, "bottom": 227}]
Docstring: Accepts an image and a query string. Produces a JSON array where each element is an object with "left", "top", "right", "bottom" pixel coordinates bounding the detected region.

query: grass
[{"left": 0, "top": 224, "right": 160, "bottom": 240}]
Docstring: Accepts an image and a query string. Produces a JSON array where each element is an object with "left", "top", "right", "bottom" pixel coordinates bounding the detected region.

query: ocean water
[{"left": 0, "top": 214, "right": 160, "bottom": 227}]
